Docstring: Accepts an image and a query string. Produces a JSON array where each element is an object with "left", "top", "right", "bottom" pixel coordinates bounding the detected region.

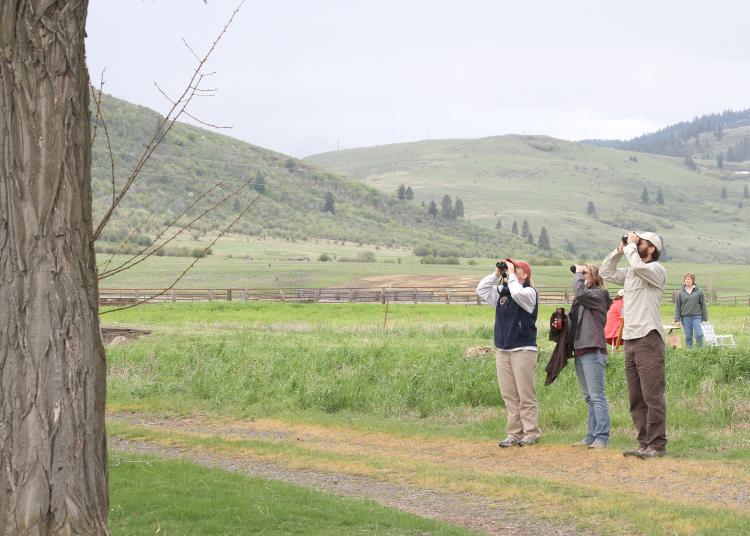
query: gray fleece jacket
[{"left": 572, "top": 273, "right": 612, "bottom": 351}]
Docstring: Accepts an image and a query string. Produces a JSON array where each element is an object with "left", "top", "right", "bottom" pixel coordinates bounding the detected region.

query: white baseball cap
[{"left": 637, "top": 231, "right": 662, "bottom": 252}]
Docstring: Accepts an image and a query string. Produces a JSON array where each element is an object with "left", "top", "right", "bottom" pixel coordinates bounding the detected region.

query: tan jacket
[{"left": 599, "top": 245, "right": 666, "bottom": 341}]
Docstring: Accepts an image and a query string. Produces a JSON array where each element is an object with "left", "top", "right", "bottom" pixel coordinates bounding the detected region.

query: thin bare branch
[
  {"left": 93, "top": 0, "right": 245, "bottom": 240},
  {"left": 99, "top": 176, "right": 252, "bottom": 280},
  {"left": 90, "top": 70, "right": 106, "bottom": 146},
  {"left": 154, "top": 82, "right": 231, "bottom": 129},
  {"left": 89, "top": 72, "right": 116, "bottom": 205},
  {"left": 99, "top": 211, "right": 154, "bottom": 274},
  {"left": 181, "top": 37, "right": 202, "bottom": 62},
  {"left": 99, "top": 193, "right": 261, "bottom": 315},
  {"left": 98, "top": 179, "right": 225, "bottom": 279}
]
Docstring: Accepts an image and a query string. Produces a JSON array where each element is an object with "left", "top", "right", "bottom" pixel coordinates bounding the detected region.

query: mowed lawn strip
[
  {"left": 108, "top": 452, "right": 477, "bottom": 536},
  {"left": 108, "top": 421, "right": 750, "bottom": 536}
]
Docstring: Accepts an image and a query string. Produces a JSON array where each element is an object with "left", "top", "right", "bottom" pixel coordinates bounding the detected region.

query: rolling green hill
[
  {"left": 91, "top": 95, "right": 541, "bottom": 259},
  {"left": 306, "top": 135, "right": 750, "bottom": 263}
]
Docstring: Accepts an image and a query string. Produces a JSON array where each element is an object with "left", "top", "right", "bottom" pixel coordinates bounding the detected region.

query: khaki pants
[
  {"left": 623, "top": 330, "right": 667, "bottom": 451},
  {"left": 496, "top": 349, "right": 541, "bottom": 439}
]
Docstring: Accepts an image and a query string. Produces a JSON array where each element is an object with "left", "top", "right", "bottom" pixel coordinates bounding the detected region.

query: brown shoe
[
  {"left": 636, "top": 447, "right": 666, "bottom": 459},
  {"left": 623, "top": 446, "right": 646, "bottom": 457}
]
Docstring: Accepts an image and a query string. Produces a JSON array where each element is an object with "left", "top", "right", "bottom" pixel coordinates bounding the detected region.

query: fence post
[
  {"left": 227, "top": 289, "right": 233, "bottom": 302},
  {"left": 414, "top": 290, "right": 418, "bottom": 304},
  {"left": 171, "top": 288, "right": 176, "bottom": 302},
  {"left": 208, "top": 289, "right": 214, "bottom": 302},
  {"left": 349, "top": 289, "right": 354, "bottom": 303},
  {"left": 280, "top": 289, "right": 285, "bottom": 302},
  {"left": 134, "top": 289, "right": 139, "bottom": 304},
  {"left": 315, "top": 289, "right": 321, "bottom": 302}
]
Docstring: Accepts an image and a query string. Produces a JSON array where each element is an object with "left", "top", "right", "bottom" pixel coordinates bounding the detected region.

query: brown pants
[
  {"left": 623, "top": 330, "right": 667, "bottom": 451},
  {"left": 496, "top": 349, "right": 541, "bottom": 439}
]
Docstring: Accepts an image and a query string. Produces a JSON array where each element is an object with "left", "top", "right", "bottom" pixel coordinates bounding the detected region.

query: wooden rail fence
[{"left": 99, "top": 287, "right": 750, "bottom": 307}]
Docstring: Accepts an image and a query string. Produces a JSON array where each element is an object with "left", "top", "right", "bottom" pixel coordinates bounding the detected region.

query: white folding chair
[{"left": 701, "top": 322, "right": 736, "bottom": 348}]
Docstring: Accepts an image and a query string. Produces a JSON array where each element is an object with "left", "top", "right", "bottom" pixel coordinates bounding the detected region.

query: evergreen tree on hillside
[
  {"left": 720, "top": 187, "right": 727, "bottom": 199},
  {"left": 538, "top": 227, "right": 551, "bottom": 250},
  {"left": 512, "top": 220, "right": 519, "bottom": 235},
  {"left": 285, "top": 158, "right": 297, "bottom": 173},
  {"left": 565, "top": 240, "right": 577, "bottom": 254},
  {"left": 717, "top": 154, "right": 724, "bottom": 169},
  {"left": 521, "top": 220, "right": 530, "bottom": 238},
  {"left": 586, "top": 200, "right": 597, "bottom": 217},
  {"left": 440, "top": 195, "right": 453, "bottom": 219},
  {"left": 641, "top": 187, "right": 650, "bottom": 205},
  {"left": 405, "top": 186, "right": 414, "bottom": 200},
  {"left": 253, "top": 171, "right": 266, "bottom": 194},
  {"left": 683, "top": 155, "right": 697, "bottom": 171},
  {"left": 726, "top": 138, "right": 750, "bottom": 162},
  {"left": 744, "top": 185, "right": 749, "bottom": 199},
  {"left": 656, "top": 188, "right": 664, "bottom": 205},
  {"left": 526, "top": 232, "right": 534, "bottom": 245},
  {"left": 715, "top": 125, "right": 723, "bottom": 141},
  {"left": 397, "top": 184, "right": 406, "bottom": 200},
  {"left": 323, "top": 192, "right": 335, "bottom": 214},
  {"left": 428, "top": 200, "right": 438, "bottom": 218},
  {"left": 453, "top": 198, "right": 464, "bottom": 218},
  {"left": 495, "top": 219, "right": 502, "bottom": 230}
]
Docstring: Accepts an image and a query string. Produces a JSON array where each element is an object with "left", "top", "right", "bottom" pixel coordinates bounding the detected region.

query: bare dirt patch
[{"left": 102, "top": 326, "right": 151, "bottom": 345}]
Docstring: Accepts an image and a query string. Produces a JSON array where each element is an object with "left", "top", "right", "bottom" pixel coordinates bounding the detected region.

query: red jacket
[{"left": 604, "top": 299, "right": 624, "bottom": 342}]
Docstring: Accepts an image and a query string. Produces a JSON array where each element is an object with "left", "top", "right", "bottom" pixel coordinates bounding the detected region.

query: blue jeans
[
  {"left": 681, "top": 315, "right": 704, "bottom": 348},
  {"left": 575, "top": 350, "right": 610, "bottom": 444}
]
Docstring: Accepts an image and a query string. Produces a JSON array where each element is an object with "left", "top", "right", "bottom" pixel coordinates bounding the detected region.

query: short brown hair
[{"left": 684, "top": 272, "right": 695, "bottom": 284}]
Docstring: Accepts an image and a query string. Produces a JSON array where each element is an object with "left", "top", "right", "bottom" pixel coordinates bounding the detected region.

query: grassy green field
[
  {"left": 97, "top": 235, "right": 750, "bottom": 295},
  {"left": 105, "top": 301, "right": 750, "bottom": 535},
  {"left": 105, "top": 302, "right": 750, "bottom": 455},
  {"left": 306, "top": 134, "right": 750, "bottom": 262},
  {"left": 109, "top": 453, "right": 473, "bottom": 535}
]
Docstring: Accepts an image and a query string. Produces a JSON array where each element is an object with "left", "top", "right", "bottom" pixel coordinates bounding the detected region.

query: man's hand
[
  {"left": 505, "top": 260, "right": 515, "bottom": 274},
  {"left": 495, "top": 260, "right": 504, "bottom": 279},
  {"left": 575, "top": 264, "right": 586, "bottom": 273},
  {"left": 627, "top": 232, "right": 639, "bottom": 245}
]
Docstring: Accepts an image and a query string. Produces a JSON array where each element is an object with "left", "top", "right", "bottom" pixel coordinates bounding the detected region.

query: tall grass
[{"left": 106, "top": 303, "right": 750, "bottom": 455}]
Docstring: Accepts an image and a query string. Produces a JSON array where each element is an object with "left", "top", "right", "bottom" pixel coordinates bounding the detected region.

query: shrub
[
  {"left": 339, "top": 251, "right": 376, "bottom": 263},
  {"left": 318, "top": 252, "right": 332, "bottom": 262}
]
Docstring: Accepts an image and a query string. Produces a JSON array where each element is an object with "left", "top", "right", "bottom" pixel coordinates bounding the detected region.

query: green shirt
[{"left": 674, "top": 286, "right": 708, "bottom": 322}]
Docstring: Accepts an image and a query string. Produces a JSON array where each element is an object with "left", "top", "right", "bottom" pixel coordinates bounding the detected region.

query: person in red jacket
[{"left": 604, "top": 289, "right": 624, "bottom": 347}]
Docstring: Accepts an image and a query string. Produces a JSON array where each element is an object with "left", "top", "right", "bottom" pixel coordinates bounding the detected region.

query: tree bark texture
[{"left": 1, "top": 1, "right": 108, "bottom": 535}]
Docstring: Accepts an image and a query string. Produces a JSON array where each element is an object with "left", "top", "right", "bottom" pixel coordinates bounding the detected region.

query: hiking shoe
[
  {"left": 518, "top": 435, "right": 539, "bottom": 447},
  {"left": 623, "top": 447, "right": 646, "bottom": 457},
  {"left": 636, "top": 447, "right": 666, "bottom": 459},
  {"left": 498, "top": 436, "right": 520, "bottom": 448},
  {"left": 588, "top": 440, "right": 608, "bottom": 449},
  {"left": 573, "top": 439, "right": 593, "bottom": 447}
]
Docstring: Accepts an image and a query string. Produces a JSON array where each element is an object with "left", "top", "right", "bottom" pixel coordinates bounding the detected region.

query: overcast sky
[{"left": 86, "top": 1, "right": 750, "bottom": 157}]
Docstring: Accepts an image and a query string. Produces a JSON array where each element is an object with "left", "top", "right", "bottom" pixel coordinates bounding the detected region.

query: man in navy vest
[{"left": 477, "top": 258, "right": 541, "bottom": 447}]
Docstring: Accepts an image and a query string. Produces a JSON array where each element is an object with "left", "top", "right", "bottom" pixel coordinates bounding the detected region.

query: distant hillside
[
  {"left": 91, "top": 95, "right": 538, "bottom": 258},
  {"left": 307, "top": 135, "right": 750, "bottom": 263},
  {"left": 582, "top": 109, "right": 750, "bottom": 158}
]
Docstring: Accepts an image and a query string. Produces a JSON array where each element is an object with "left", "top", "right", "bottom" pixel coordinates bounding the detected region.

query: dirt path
[
  {"left": 108, "top": 411, "right": 749, "bottom": 534},
  {"left": 111, "top": 437, "right": 581, "bottom": 536}
]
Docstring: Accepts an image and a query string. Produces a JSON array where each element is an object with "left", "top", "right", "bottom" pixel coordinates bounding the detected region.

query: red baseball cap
[{"left": 505, "top": 258, "right": 531, "bottom": 280}]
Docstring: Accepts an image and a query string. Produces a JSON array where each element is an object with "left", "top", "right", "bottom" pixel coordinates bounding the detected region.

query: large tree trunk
[{"left": 0, "top": 1, "right": 108, "bottom": 534}]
